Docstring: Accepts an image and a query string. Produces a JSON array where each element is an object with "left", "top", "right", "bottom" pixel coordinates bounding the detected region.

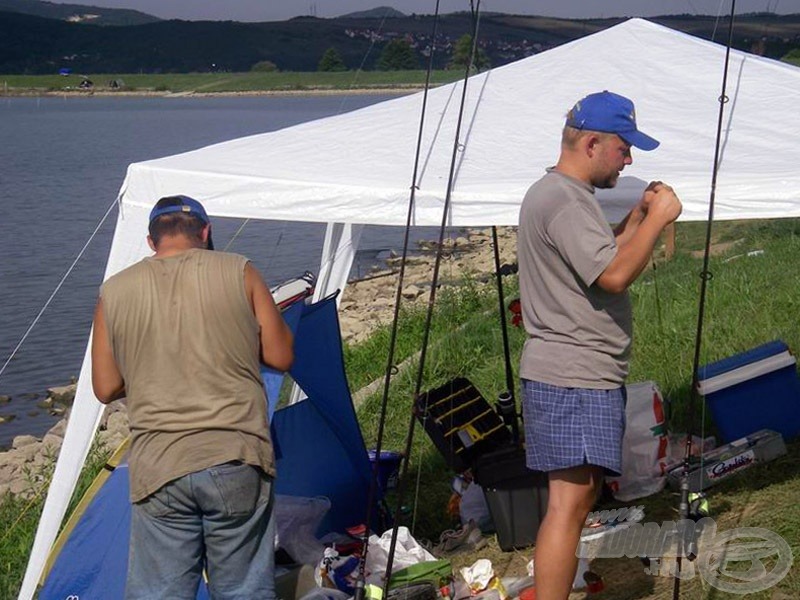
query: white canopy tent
[{"left": 20, "top": 17, "right": 800, "bottom": 598}]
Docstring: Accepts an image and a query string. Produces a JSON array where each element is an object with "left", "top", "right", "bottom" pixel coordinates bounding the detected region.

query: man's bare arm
[
  {"left": 245, "top": 263, "right": 294, "bottom": 371},
  {"left": 91, "top": 299, "right": 126, "bottom": 404}
]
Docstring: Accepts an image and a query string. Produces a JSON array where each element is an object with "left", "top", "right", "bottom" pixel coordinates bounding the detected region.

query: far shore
[
  {"left": 1, "top": 86, "right": 427, "bottom": 99},
  {"left": 0, "top": 69, "right": 464, "bottom": 98}
]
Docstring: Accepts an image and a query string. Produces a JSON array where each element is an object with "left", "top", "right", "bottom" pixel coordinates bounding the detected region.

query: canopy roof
[{"left": 118, "top": 17, "right": 800, "bottom": 229}]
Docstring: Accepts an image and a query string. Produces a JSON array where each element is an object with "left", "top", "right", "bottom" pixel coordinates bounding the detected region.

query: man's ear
[
  {"left": 586, "top": 134, "right": 601, "bottom": 157},
  {"left": 147, "top": 235, "right": 156, "bottom": 252},
  {"left": 201, "top": 224, "right": 211, "bottom": 245}
]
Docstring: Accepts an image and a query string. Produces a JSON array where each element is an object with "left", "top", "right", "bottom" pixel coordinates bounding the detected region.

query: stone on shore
[
  {"left": 46, "top": 383, "right": 77, "bottom": 406},
  {"left": 402, "top": 284, "right": 423, "bottom": 299}
]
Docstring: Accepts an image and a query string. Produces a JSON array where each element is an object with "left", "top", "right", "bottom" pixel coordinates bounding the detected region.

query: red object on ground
[
  {"left": 583, "top": 571, "right": 605, "bottom": 594},
  {"left": 346, "top": 524, "right": 367, "bottom": 538},
  {"left": 518, "top": 572, "right": 604, "bottom": 598},
  {"left": 519, "top": 587, "right": 536, "bottom": 600},
  {"left": 333, "top": 541, "right": 362, "bottom": 555}
]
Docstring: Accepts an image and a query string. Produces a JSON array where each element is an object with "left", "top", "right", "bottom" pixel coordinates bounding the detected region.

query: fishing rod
[
  {"left": 350, "top": 4, "right": 443, "bottom": 600},
  {"left": 672, "top": 2, "right": 737, "bottom": 598},
  {"left": 380, "top": 1, "right": 483, "bottom": 597}
]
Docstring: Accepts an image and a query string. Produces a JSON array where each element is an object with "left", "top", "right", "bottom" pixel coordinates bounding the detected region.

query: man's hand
[
  {"left": 598, "top": 181, "right": 681, "bottom": 294},
  {"left": 645, "top": 181, "right": 682, "bottom": 227},
  {"left": 640, "top": 180, "right": 662, "bottom": 213},
  {"left": 244, "top": 263, "right": 294, "bottom": 371}
]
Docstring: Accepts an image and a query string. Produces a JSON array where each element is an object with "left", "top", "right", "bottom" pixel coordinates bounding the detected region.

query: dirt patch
[{"left": 689, "top": 239, "right": 743, "bottom": 259}]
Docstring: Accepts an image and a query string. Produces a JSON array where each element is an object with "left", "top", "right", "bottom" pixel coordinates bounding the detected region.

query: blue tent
[{"left": 40, "top": 295, "right": 377, "bottom": 599}]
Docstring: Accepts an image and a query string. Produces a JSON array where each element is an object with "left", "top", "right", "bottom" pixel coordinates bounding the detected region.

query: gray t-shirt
[{"left": 517, "top": 169, "right": 632, "bottom": 388}]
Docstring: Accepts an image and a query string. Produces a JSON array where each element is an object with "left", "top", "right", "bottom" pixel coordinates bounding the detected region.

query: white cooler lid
[{"left": 698, "top": 351, "right": 797, "bottom": 395}]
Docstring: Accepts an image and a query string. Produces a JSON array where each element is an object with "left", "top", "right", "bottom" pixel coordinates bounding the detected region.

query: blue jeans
[{"left": 126, "top": 462, "right": 276, "bottom": 600}]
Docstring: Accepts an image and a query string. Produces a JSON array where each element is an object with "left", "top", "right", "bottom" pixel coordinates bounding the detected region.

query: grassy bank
[
  {"left": 2, "top": 219, "right": 799, "bottom": 598},
  {"left": 0, "top": 70, "right": 465, "bottom": 95},
  {"left": 345, "top": 218, "right": 800, "bottom": 598},
  {"left": 0, "top": 441, "right": 111, "bottom": 600}
]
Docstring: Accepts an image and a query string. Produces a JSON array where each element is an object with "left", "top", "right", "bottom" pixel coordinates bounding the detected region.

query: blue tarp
[{"left": 41, "top": 295, "right": 374, "bottom": 599}]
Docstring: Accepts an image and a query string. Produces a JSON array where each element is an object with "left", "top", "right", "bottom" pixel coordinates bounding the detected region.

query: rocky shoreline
[
  {"left": 0, "top": 227, "right": 517, "bottom": 499},
  {"left": 339, "top": 227, "right": 517, "bottom": 344}
]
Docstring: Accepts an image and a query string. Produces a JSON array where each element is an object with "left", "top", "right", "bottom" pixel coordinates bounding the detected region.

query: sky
[{"left": 46, "top": 0, "right": 800, "bottom": 22}]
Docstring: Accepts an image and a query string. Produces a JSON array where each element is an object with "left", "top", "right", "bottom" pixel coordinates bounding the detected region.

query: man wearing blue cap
[
  {"left": 92, "top": 195, "right": 294, "bottom": 599},
  {"left": 517, "top": 91, "right": 681, "bottom": 599}
]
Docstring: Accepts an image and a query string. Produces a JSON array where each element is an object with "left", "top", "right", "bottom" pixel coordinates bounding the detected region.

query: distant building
[{"left": 66, "top": 14, "right": 101, "bottom": 23}]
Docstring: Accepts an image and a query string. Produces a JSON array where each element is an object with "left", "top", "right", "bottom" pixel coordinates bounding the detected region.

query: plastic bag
[
  {"left": 460, "top": 559, "right": 506, "bottom": 599},
  {"left": 459, "top": 482, "right": 493, "bottom": 533},
  {"left": 365, "top": 526, "right": 437, "bottom": 585},
  {"left": 299, "top": 585, "right": 352, "bottom": 600},
  {"left": 607, "top": 381, "right": 671, "bottom": 501},
  {"left": 315, "top": 526, "right": 439, "bottom": 592},
  {"left": 275, "top": 495, "right": 331, "bottom": 565}
]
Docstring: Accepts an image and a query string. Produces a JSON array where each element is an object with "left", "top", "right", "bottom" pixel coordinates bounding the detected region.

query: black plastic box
[
  {"left": 416, "top": 378, "right": 512, "bottom": 473},
  {"left": 474, "top": 446, "right": 549, "bottom": 551}
]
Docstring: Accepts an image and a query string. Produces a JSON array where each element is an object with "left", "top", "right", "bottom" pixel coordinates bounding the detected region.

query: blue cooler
[
  {"left": 698, "top": 340, "right": 800, "bottom": 443},
  {"left": 368, "top": 450, "right": 403, "bottom": 491}
]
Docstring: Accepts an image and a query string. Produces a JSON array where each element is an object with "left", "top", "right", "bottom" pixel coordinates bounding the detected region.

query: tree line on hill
[
  {"left": 316, "top": 34, "right": 488, "bottom": 72},
  {"left": 0, "top": 8, "right": 798, "bottom": 74},
  {"left": 0, "top": 0, "right": 158, "bottom": 26}
]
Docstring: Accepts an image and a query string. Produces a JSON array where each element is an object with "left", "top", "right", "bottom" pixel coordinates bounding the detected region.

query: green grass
[
  {"left": 0, "top": 70, "right": 465, "bottom": 94},
  {"left": 630, "top": 218, "right": 800, "bottom": 431},
  {"left": 345, "top": 219, "right": 800, "bottom": 546},
  {"left": 0, "top": 440, "right": 111, "bottom": 600}
]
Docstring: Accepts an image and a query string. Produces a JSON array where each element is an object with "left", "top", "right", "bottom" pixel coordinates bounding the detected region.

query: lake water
[{"left": 0, "top": 94, "right": 442, "bottom": 446}]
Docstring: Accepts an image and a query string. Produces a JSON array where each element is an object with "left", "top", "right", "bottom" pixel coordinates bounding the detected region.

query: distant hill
[
  {"left": 340, "top": 6, "right": 406, "bottom": 19},
  {"left": 0, "top": 0, "right": 159, "bottom": 26},
  {"left": 0, "top": 8, "right": 797, "bottom": 74}
]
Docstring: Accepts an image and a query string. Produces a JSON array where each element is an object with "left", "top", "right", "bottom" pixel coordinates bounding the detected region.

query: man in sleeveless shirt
[
  {"left": 517, "top": 92, "right": 682, "bottom": 599},
  {"left": 92, "top": 195, "right": 293, "bottom": 599}
]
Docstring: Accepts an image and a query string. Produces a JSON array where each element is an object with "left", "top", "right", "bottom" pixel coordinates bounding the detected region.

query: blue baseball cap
[
  {"left": 149, "top": 195, "right": 210, "bottom": 224},
  {"left": 566, "top": 91, "right": 659, "bottom": 151},
  {"left": 149, "top": 195, "right": 214, "bottom": 250}
]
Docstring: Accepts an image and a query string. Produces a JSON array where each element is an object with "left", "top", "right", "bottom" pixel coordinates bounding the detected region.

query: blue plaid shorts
[{"left": 521, "top": 379, "right": 626, "bottom": 476}]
